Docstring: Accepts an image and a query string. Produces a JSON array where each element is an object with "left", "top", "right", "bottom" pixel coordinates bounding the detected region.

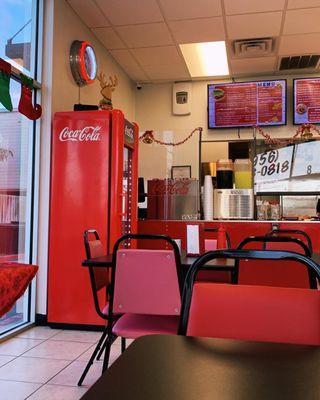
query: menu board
[
  {"left": 208, "top": 80, "right": 286, "bottom": 128},
  {"left": 294, "top": 78, "right": 320, "bottom": 124}
]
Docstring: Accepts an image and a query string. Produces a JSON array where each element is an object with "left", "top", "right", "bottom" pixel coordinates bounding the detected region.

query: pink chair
[{"left": 102, "top": 234, "right": 183, "bottom": 371}]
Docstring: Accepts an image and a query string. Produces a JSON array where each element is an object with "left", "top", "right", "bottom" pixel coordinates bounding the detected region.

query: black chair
[
  {"left": 178, "top": 249, "right": 320, "bottom": 346},
  {"left": 78, "top": 229, "right": 121, "bottom": 386},
  {"left": 236, "top": 235, "right": 317, "bottom": 289},
  {"left": 266, "top": 228, "right": 313, "bottom": 254}
]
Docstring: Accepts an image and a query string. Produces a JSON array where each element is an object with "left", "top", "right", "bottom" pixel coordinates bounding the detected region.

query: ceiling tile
[
  {"left": 224, "top": 0, "right": 286, "bottom": 15},
  {"left": 68, "top": 0, "right": 110, "bottom": 27},
  {"left": 158, "top": 0, "right": 222, "bottom": 20},
  {"left": 110, "top": 50, "right": 149, "bottom": 81},
  {"left": 115, "top": 23, "right": 173, "bottom": 48},
  {"left": 95, "top": 0, "right": 163, "bottom": 25},
  {"left": 131, "top": 46, "right": 183, "bottom": 67},
  {"left": 226, "top": 12, "right": 283, "bottom": 39},
  {"left": 92, "top": 27, "right": 126, "bottom": 49},
  {"left": 283, "top": 8, "right": 320, "bottom": 34},
  {"left": 279, "top": 33, "right": 320, "bottom": 54},
  {"left": 169, "top": 17, "right": 225, "bottom": 44},
  {"left": 287, "top": 0, "right": 320, "bottom": 9},
  {"left": 230, "top": 57, "right": 277, "bottom": 76},
  {"left": 143, "top": 63, "right": 190, "bottom": 80}
]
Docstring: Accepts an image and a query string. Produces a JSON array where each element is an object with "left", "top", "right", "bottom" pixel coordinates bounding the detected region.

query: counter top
[{"left": 140, "top": 219, "right": 320, "bottom": 224}]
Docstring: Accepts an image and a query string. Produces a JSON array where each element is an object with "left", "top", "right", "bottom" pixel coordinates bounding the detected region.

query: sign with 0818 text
[
  {"left": 291, "top": 141, "right": 320, "bottom": 177},
  {"left": 254, "top": 146, "right": 293, "bottom": 184}
]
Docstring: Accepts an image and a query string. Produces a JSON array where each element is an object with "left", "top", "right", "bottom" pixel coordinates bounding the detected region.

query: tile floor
[{"left": 0, "top": 326, "right": 128, "bottom": 400}]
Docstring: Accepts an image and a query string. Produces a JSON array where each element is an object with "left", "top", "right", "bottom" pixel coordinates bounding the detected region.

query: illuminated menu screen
[
  {"left": 208, "top": 80, "right": 286, "bottom": 128},
  {"left": 294, "top": 78, "right": 320, "bottom": 124}
]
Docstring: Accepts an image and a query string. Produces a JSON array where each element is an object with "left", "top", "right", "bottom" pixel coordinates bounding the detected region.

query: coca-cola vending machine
[{"left": 47, "top": 110, "right": 138, "bottom": 326}]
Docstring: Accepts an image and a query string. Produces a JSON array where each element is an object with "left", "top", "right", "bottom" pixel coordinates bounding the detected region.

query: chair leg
[
  {"left": 78, "top": 328, "right": 108, "bottom": 386},
  {"left": 96, "top": 340, "right": 106, "bottom": 361},
  {"left": 102, "top": 334, "right": 115, "bottom": 372},
  {"left": 121, "top": 337, "right": 126, "bottom": 353}
]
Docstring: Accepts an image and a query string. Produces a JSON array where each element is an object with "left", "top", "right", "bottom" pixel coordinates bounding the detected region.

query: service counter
[{"left": 138, "top": 219, "right": 320, "bottom": 252}]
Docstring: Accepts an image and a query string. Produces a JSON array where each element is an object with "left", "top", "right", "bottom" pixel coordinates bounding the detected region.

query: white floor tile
[
  {"left": 0, "top": 357, "right": 70, "bottom": 383},
  {"left": 49, "top": 360, "right": 102, "bottom": 388},
  {"left": 17, "top": 327, "right": 61, "bottom": 340},
  {"left": 0, "top": 355, "right": 14, "bottom": 368},
  {"left": 22, "top": 340, "right": 92, "bottom": 361},
  {"left": 50, "top": 330, "right": 102, "bottom": 343},
  {"left": 76, "top": 342, "right": 121, "bottom": 362},
  {"left": 28, "top": 384, "right": 87, "bottom": 400},
  {"left": 0, "top": 380, "right": 41, "bottom": 400},
  {"left": 0, "top": 338, "right": 43, "bottom": 357}
]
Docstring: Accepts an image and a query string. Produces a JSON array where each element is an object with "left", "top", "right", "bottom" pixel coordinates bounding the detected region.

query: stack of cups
[{"left": 203, "top": 175, "right": 213, "bottom": 220}]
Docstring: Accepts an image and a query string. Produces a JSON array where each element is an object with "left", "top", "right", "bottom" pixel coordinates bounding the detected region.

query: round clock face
[{"left": 70, "top": 40, "right": 97, "bottom": 86}]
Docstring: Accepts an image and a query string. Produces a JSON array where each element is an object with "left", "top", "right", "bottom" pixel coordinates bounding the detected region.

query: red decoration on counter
[
  {"left": 140, "top": 127, "right": 203, "bottom": 146},
  {"left": 217, "top": 225, "right": 227, "bottom": 249},
  {"left": 18, "top": 73, "right": 42, "bottom": 120}
]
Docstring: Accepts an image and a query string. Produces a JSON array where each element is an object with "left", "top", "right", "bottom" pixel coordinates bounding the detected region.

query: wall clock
[{"left": 70, "top": 40, "right": 97, "bottom": 86}]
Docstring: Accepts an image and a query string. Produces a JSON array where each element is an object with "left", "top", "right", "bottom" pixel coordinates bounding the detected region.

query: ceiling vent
[
  {"left": 233, "top": 38, "right": 274, "bottom": 58},
  {"left": 278, "top": 55, "right": 320, "bottom": 71}
]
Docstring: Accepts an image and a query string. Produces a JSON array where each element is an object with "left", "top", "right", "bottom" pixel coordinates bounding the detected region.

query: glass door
[{"left": 0, "top": 0, "right": 42, "bottom": 335}]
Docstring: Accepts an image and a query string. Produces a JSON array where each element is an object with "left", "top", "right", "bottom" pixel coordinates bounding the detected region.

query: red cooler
[{"left": 47, "top": 110, "right": 138, "bottom": 326}]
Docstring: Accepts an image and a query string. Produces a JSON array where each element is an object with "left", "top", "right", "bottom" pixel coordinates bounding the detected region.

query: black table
[
  {"left": 81, "top": 334, "right": 320, "bottom": 400},
  {"left": 82, "top": 252, "right": 235, "bottom": 272}
]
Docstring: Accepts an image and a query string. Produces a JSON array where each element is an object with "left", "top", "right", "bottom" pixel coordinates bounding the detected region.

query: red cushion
[
  {"left": 112, "top": 314, "right": 179, "bottom": 339},
  {"left": 187, "top": 282, "right": 320, "bottom": 345},
  {"left": 0, "top": 263, "right": 38, "bottom": 317}
]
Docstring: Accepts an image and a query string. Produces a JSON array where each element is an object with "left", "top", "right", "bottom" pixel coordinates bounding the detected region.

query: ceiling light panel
[{"left": 180, "top": 41, "right": 229, "bottom": 77}]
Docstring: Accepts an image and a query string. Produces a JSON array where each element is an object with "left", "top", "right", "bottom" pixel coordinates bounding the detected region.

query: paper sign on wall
[{"left": 186, "top": 225, "right": 200, "bottom": 255}]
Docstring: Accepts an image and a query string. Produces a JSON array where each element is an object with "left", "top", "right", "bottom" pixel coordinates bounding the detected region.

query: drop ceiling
[{"left": 67, "top": 0, "right": 320, "bottom": 83}]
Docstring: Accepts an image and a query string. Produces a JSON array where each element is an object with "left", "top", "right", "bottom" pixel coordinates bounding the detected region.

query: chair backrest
[
  {"left": 109, "top": 234, "right": 182, "bottom": 317},
  {"left": 179, "top": 249, "right": 320, "bottom": 345},
  {"left": 236, "top": 236, "right": 315, "bottom": 288},
  {"left": 266, "top": 229, "right": 313, "bottom": 254},
  {"left": 83, "top": 229, "right": 110, "bottom": 318}
]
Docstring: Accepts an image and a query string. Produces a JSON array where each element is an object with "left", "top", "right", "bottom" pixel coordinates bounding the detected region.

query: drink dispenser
[
  {"left": 216, "top": 159, "right": 234, "bottom": 189},
  {"left": 234, "top": 159, "right": 252, "bottom": 189}
]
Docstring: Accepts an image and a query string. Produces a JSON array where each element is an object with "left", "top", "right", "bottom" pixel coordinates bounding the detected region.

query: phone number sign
[{"left": 254, "top": 146, "right": 293, "bottom": 184}]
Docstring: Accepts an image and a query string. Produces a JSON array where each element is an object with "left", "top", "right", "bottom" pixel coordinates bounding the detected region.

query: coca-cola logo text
[
  {"left": 59, "top": 126, "right": 102, "bottom": 142},
  {"left": 149, "top": 179, "right": 191, "bottom": 195}
]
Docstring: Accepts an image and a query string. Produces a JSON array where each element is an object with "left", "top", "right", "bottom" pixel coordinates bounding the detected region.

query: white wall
[{"left": 36, "top": 0, "right": 136, "bottom": 315}]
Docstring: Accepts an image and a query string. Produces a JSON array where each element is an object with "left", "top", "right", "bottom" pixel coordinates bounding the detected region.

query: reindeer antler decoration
[{"left": 97, "top": 72, "right": 118, "bottom": 110}]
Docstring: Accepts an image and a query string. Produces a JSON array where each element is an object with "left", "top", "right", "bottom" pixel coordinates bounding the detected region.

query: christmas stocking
[
  {"left": 18, "top": 74, "right": 42, "bottom": 120},
  {"left": 0, "top": 58, "right": 13, "bottom": 111}
]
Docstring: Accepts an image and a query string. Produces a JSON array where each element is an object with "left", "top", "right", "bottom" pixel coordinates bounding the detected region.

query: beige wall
[{"left": 52, "top": 0, "right": 135, "bottom": 119}]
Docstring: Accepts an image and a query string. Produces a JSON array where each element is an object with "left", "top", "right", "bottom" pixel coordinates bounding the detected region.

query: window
[{"left": 0, "top": 0, "right": 42, "bottom": 335}]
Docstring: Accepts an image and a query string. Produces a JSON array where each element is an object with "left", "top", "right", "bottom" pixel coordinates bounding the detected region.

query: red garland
[
  {"left": 254, "top": 123, "right": 320, "bottom": 146},
  {"left": 140, "top": 127, "right": 203, "bottom": 146}
]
